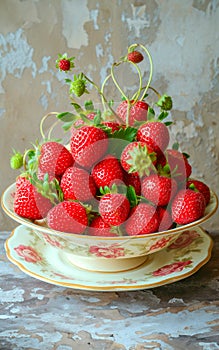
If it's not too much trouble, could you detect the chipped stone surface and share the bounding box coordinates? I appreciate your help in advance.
[0,0,219,233]
[0,230,219,349]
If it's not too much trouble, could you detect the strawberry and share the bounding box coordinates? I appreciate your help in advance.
[127,50,144,64]
[99,193,130,226]
[91,155,124,188]
[70,125,108,169]
[186,179,211,205]
[102,121,123,133]
[171,189,206,225]
[14,178,53,220]
[39,141,74,177]
[157,207,174,232]
[47,201,88,234]
[70,74,87,97]
[60,166,97,202]
[58,59,71,71]
[160,149,192,183]
[88,216,117,237]
[137,121,170,156]
[125,203,159,236]
[10,151,23,169]
[142,174,178,207]
[56,54,74,72]
[116,100,149,126]
[120,141,156,177]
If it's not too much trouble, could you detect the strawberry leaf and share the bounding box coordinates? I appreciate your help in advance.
[108,127,137,142]
[147,107,155,120]
[57,112,76,122]
[84,100,94,111]
[158,111,168,121]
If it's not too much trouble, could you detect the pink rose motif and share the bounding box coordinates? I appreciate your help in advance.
[14,245,42,263]
[168,230,200,249]
[43,234,63,248]
[152,260,192,276]
[150,236,173,251]
[89,244,125,258]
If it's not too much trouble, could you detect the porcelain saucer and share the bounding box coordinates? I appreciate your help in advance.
[5,225,213,292]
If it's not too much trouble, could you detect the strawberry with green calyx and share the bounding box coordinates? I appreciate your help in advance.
[56,53,75,72]
[47,200,88,234]
[121,141,157,177]
[60,165,97,202]
[91,155,124,189]
[70,125,109,169]
[186,179,211,205]
[171,188,206,225]
[68,73,89,97]
[14,177,54,220]
[142,174,178,207]
[125,202,159,236]
[124,171,141,196]
[99,184,130,226]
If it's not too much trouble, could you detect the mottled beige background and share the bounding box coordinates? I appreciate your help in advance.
[0,0,219,230]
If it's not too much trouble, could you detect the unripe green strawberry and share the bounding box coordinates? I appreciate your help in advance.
[10,151,23,169]
[70,74,87,97]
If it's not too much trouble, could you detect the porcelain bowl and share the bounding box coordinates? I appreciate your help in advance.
[1,183,218,272]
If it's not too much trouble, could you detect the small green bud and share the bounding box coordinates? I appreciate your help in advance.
[157,94,173,111]
[70,79,86,97]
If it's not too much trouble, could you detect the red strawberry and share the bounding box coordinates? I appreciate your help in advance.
[39,141,74,177]
[58,59,71,71]
[186,179,211,206]
[14,178,53,220]
[91,155,124,188]
[171,189,206,225]
[157,207,174,232]
[47,201,88,234]
[125,203,159,236]
[116,100,149,126]
[70,126,108,169]
[123,172,141,196]
[60,166,97,202]
[160,149,192,183]
[121,141,156,177]
[88,216,117,237]
[99,193,130,226]
[137,121,170,156]
[127,51,144,63]
[142,174,178,207]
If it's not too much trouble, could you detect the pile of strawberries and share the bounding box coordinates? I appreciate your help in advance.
[11,44,211,237]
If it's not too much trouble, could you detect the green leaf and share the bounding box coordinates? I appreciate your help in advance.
[62,121,74,131]
[109,126,137,142]
[147,107,155,120]
[158,111,168,121]
[164,121,173,126]
[172,142,179,150]
[56,112,76,122]
[71,102,82,112]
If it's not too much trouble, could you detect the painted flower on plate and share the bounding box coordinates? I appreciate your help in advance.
[43,234,64,248]
[152,260,192,277]
[14,245,42,263]
[89,244,125,258]
[168,230,200,249]
[149,236,173,251]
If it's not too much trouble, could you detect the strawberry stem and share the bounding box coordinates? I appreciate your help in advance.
[128,44,153,101]
[39,112,60,141]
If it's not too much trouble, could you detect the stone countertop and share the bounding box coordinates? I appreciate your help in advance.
[0,229,219,350]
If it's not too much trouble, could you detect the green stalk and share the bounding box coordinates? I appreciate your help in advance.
[39,112,59,141]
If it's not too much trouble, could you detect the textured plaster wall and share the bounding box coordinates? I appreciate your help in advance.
[0,0,219,230]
